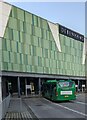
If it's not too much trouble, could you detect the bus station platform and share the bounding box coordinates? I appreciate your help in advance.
[4,97,32,119]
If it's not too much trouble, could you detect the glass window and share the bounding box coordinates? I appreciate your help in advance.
[58,81,74,87]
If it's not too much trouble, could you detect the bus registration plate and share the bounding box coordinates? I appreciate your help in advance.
[65,96,69,98]
[61,91,72,95]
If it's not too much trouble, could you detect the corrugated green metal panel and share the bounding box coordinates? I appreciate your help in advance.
[18,64,22,72]
[43,40,49,49]
[6,40,11,51]
[42,29,47,39]
[26,65,30,72]
[16,19,20,31]
[13,64,18,71]
[8,63,12,71]
[14,52,17,64]
[38,38,44,48]
[61,45,65,53]
[22,32,26,43]
[71,48,75,55]
[8,28,13,40]
[37,66,43,73]
[42,19,49,30]
[66,46,71,54]
[70,38,74,47]
[17,8,24,21]
[33,36,38,46]
[25,45,29,54]
[52,60,57,68]
[1,62,5,70]
[20,53,23,64]
[43,67,47,74]
[4,28,9,39]
[25,11,32,24]
[10,6,17,18]
[10,52,14,63]
[19,21,24,32]
[46,31,50,40]
[2,62,8,70]
[49,32,54,41]
[51,68,56,74]
[0,62,1,71]
[28,56,32,65]
[34,26,42,38]
[37,47,42,57]
[0,50,2,63]
[38,17,41,27]
[18,43,22,53]
[38,56,42,66]
[25,34,31,45]
[60,34,65,45]
[33,56,38,66]
[52,41,55,50]
[11,41,17,52]
[34,66,37,73]
[8,17,17,30]
[33,15,38,26]
[22,65,26,72]
[3,51,9,62]
[65,36,70,46]
[16,53,20,64]
[80,43,83,50]
[2,38,7,51]
[25,24,32,34]
[50,51,54,59]
[45,59,49,67]
[58,69,61,75]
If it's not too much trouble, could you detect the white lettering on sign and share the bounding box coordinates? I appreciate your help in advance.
[26,85,31,89]
[82,85,85,87]
[61,91,72,95]
[75,85,78,87]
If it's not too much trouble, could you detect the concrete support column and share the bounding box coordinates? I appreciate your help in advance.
[38,78,41,95]
[0,76,2,120]
[0,77,2,102]
[25,78,27,97]
[78,80,80,92]
[18,77,20,98]
[82,81,83,92]
[86,77,87,92]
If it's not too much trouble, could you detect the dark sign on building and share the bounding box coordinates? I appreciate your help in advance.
[59,25,84,42]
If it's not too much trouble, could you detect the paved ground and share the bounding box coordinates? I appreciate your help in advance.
[4,93,87,119]
[5,98,32,119]
[23,93,87,119]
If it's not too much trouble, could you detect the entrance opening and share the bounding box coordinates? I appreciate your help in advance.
[26,77,39,95]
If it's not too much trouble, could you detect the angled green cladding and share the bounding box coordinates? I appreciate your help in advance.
[1,5,85,76]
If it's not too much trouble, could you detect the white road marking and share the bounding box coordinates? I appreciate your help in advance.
[54,103,87,117]
[43,98,87,117]
[76,94,84,96]
[75,101,87,105]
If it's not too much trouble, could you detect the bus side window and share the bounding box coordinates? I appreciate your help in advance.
[47,84,50,93]
[45,84,47,92]
[52,84,56,92]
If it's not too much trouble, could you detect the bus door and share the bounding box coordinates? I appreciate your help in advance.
[51,84,56,99]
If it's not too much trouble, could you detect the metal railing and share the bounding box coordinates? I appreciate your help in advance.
[0,95,11,120]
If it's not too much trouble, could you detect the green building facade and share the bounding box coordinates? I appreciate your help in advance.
[0,2,86,101]
[0,2,85,77]
[0,2,86,119]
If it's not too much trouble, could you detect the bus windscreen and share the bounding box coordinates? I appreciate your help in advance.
[58,81,74,87]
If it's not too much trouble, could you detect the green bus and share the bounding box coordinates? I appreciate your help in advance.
[42,80,76,101]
